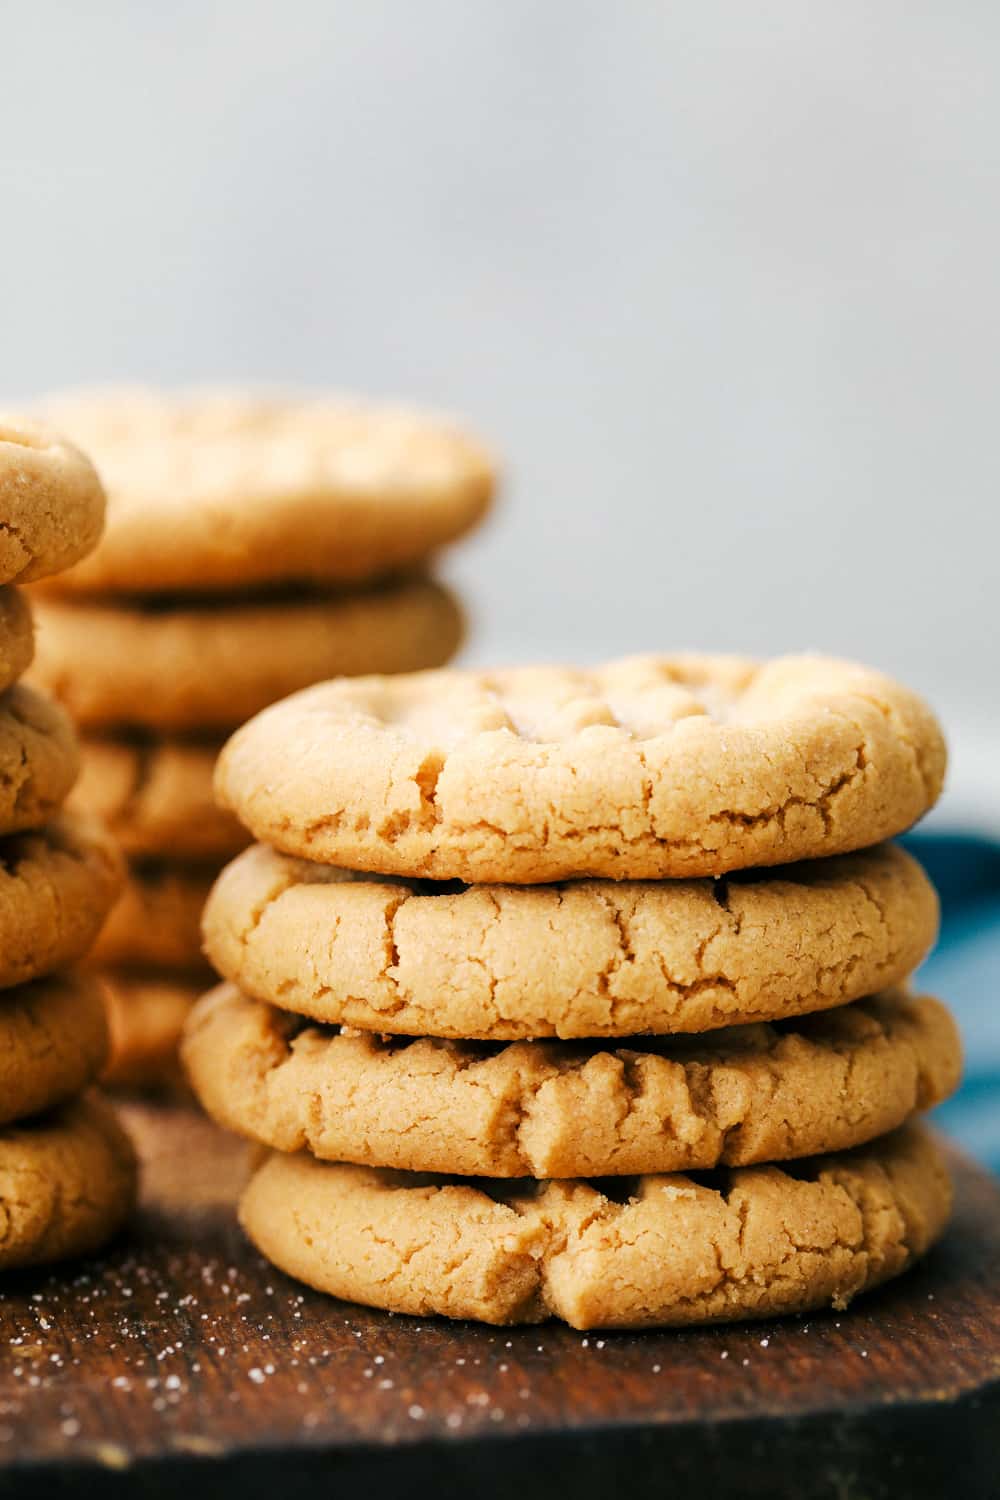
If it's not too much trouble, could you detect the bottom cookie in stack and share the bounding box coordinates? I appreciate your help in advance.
[0,970,136,1270]
[0,1093,137,1272]
[184,982,961,1328]
[237,1125,949,1329]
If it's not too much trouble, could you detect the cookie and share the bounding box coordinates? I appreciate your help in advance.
[71,734,246,860]
[0,684,79,835]
[185,985,960,1178]
[0,814,123,989]
[0,417,105,584]
[101,972,200,1090]
[0,587,35,694]
[32,577,463,732]
[240,1123,949,1328]
[0,1093,136,1270]
[214,655,946,883]
[204,842,937,1039]
[36,387,495,594]
[0,975,110,1126]
[91,861,213,973]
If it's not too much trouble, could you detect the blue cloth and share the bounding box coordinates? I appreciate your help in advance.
[901,833,1000,1171]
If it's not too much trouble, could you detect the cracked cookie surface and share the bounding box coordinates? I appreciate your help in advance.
[215,655,946,881]
[0,975,110,1125]
[91,861,214,974]
[204,842,937,1038]
[185,986,960,1177]
[0,1093,136,1269]
[0,417,105,584]
[32,577,462,732]
[0,813,123,988]
[71,735,246,859]
[36,387,495,594]
[0,684,79,835]
[239,1123,950,1328]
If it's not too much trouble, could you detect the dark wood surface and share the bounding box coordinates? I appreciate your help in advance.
[0,1102,997,1499]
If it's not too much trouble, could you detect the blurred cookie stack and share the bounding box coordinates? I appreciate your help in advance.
[186,655,961,1329]
[0,418,135,1270]
[29,389,495,1087]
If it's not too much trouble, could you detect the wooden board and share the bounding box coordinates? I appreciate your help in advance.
[0,1101,997,1500]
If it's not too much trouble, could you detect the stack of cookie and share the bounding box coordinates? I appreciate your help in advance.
[0,418,136,1271]
[185,655,960,1329]
[28,388,495,1086]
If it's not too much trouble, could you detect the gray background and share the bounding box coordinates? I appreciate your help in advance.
[2,2,996,822]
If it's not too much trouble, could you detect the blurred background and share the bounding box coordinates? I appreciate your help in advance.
[1,2,996,1157]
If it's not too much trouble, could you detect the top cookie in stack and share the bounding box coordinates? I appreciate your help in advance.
[212,656,946,881]
[0,419,136,1271]
[28,388,496,1085]
[186,654,961,1329]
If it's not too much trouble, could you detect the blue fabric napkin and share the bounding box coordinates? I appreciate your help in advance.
[901,833,1000,1172]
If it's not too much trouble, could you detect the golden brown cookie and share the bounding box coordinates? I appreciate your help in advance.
[101,972,200,1090]
[215,656,946,882]
[0,974,110,1126]
[203,842,937,1038]
[37,387,495,594]
[185,985,960,1178]
[0,1093,136,1269]
[0,417,105,584]
[0,684,78,836]
[91,861,213,973]
[32,577,463,732]
[71,734,246,860]
[0,587,35,693]
[239,1123,950,1328]
[0,814,123,989]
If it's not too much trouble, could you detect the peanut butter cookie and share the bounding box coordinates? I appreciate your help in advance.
[0,1094,136,1269]
[185,985,960,1178]
[203,842,937,1038]
[37,387,494,594]
[215,655,945,881]
[239,1123,950,1327]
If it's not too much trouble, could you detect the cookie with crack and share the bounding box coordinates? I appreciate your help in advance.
[91,861,213,973]
[36,387,495,594]
[0,587,35,693]
[203,842,937,1038]
[185,985,960,1178]
[32,577,463,732]
[0,684,79,835]
[0,1093,136,1269]
[0,814,122,989]
[214,655,946,882]
[0,417,105,584]
[72,735,246,860]
[0,975,110,1126]
[240,1123,950,1328]
[101,973,200,1090]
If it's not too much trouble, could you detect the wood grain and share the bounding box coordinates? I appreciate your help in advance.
[0,1101,996,1499]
